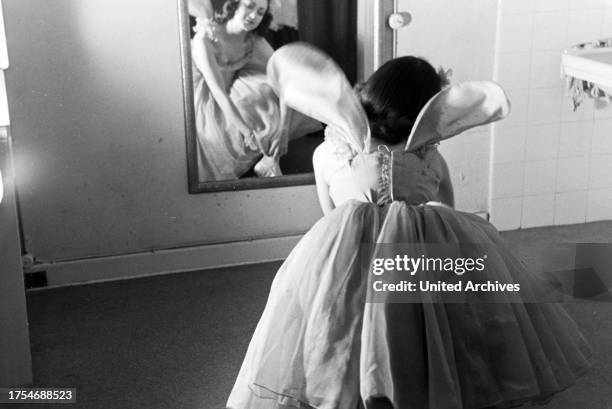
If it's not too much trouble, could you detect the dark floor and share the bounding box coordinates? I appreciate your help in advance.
[242,130,324,178]
[279,130,325,174]
[19,222,612,409]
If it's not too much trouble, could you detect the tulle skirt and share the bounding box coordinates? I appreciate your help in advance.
[227,201,592,409]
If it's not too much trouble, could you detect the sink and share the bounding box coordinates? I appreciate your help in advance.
[562,40,612,95]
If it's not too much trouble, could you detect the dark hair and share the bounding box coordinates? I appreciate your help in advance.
[356,56,446,144]
[214,0,273,37]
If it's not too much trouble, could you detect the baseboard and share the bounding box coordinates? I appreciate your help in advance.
[27,234,303,288]
[27,211,492,289]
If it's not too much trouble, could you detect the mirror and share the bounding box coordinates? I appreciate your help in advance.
[178,0,358,192]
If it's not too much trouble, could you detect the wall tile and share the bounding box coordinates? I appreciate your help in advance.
[593,102,612,119]
[501,0,534,15]
[492,162,525,198]
[491,1,612,228]
[528,88,564,124]
[558,121,593,157]
[556,156,589,191]
[530,50,565,88]
[458,128,493,155]
[532,12,569,51]
[569,0,608,9]
[491,197,523,230]
[592,119,612,154]
[561,95,595,122]
[603,7,612,37]
[554,190,588,225]
[522,194,555,227]
[493,126,527,164]
[499,14,534,53]
[535,0,569,12]
[496,52,531,90]
[587,188,612,221]
[525,123,560,160]
[523,159,557,195]
[588,154,612,189]
[567,9,604,46]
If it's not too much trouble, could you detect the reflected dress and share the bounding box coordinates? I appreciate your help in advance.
[226,44,592,409]
[192,20,320,181]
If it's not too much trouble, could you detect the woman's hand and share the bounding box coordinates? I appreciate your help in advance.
[237,122,253,141]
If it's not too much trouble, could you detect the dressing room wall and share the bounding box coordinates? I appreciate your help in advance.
[3,0,321,271]
[6,0,612,283]
[490,0,612,230]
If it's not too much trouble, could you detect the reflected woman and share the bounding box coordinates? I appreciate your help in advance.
[191,0,284,180]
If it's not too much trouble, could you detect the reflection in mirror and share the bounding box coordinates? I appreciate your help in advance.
[179,0,357,192]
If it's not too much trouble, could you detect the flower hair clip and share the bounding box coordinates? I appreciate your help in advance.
[438,67,453,89]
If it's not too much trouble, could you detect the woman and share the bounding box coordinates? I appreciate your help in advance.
[313,56,455,215]
[226,44,591,409]
[191,0,319,180]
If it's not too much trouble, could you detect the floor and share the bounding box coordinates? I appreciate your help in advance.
[21,221,612,409]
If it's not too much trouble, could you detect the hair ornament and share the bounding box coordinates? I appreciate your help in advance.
[438,67,452,88]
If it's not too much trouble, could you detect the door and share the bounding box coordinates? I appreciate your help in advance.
[394,0,498,81]
[390,0,500,213]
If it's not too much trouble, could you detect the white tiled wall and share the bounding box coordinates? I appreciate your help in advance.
[490,0,612,230]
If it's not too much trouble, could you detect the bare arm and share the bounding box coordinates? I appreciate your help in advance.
[313,144,335,215]
[435,151,455,208]
[191,31,251,136]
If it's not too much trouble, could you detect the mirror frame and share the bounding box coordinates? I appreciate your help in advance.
[177,0,392,193]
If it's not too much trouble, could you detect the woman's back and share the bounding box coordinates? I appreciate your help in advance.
[313,138,445,207]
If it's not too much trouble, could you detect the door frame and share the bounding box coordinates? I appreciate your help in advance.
[356,0,395,81]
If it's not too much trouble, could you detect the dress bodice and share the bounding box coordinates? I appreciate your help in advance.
[268,43,511,208]
[192,19,255,89]
[202,20,254,72]
[314,137,443,207]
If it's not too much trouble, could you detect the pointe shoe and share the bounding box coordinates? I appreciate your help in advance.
[254,156,282,177]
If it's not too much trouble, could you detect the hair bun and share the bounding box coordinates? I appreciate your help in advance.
[369,115,414,145]
[355,56,443,145]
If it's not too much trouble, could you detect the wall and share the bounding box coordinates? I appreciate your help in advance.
[491,0,612,230]
[3,0,321,266]
[10,0,611,278]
